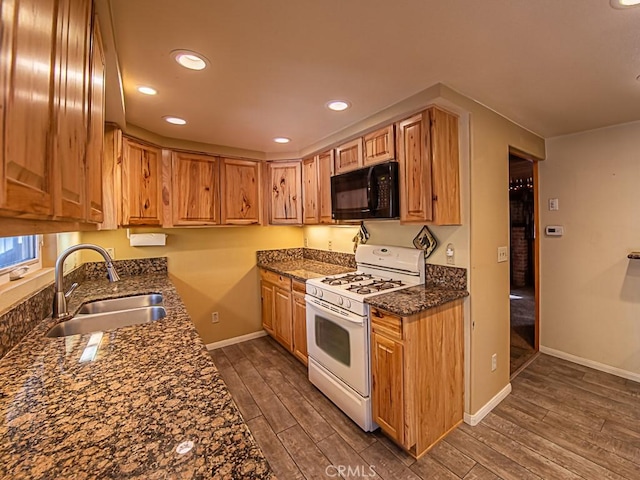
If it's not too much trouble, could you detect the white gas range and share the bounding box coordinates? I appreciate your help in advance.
[305,244,425,431]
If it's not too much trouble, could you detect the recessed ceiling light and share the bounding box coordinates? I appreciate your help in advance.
[273,137,291,144]
[163,116,187,125]
[327,100,350,111]
[610,0,640,8]
[172,50,209,70]
[137,86,158,95]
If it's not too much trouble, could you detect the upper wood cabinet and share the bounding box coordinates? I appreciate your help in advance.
[121,138,163,226]
[220,158,261,225]
[335,138,363,174]
[398,107,460,225]
[171,152,220,226]
[303,149,334,225]
[364,125,395,166]
[302,157,319,224]
[318,150,335,224]
[52,0,92,221]
[86,17,105,223]
[0,0,59,219]
[268,161,302,224]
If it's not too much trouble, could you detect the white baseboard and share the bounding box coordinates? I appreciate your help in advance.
[206,330,267,351]
[464,383,512,426]
[540,346,640,383]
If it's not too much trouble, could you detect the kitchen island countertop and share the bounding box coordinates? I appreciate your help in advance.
[0,274,273,479]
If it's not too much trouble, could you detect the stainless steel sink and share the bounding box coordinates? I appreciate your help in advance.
[46,306,167,338]
[77,294,163,314]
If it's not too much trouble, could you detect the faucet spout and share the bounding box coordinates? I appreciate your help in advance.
[52,244,120,319]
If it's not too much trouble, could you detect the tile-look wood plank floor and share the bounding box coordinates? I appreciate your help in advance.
[210,337,640,479]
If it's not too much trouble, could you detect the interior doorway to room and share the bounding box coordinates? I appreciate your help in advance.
[509,153,539,376]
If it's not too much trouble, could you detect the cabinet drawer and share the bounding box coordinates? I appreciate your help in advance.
[370,308,403,340]
[260,269,292,290]
[292,280,306,293]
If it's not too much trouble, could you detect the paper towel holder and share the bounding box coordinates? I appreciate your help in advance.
[126,229,168,247]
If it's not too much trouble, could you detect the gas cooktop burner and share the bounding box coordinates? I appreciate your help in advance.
[345,279,405,295]
[321,273,374,285]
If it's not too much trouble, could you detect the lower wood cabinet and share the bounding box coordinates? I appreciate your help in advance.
[370,299,464,458]
[260,268,307,365]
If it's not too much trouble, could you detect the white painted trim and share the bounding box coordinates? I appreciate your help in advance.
[540,346,640,383]
[206,331,267,351]
[463,383,512,426]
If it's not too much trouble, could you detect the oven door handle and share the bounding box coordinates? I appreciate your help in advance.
[305,296,365,326]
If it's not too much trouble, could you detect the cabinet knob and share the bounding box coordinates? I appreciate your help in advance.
[432,195,438,201]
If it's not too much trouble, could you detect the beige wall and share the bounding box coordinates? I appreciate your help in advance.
[540,121,640,376]
[81,226,302,345]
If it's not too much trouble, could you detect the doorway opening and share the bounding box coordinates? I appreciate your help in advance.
[509,152,539,376]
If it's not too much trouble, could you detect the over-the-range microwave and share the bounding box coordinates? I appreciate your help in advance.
[331,161,399,220]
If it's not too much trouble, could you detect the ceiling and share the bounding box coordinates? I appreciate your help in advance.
[108,0,640,154]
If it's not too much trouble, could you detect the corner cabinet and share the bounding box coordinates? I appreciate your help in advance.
[268,161,302,224]
[260,269,307,365]
[220,158,261,225]
[370,300,464,458]
[171,152,220,226]
[398,107,460,225]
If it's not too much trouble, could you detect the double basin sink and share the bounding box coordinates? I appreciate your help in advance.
[46,294,166,338]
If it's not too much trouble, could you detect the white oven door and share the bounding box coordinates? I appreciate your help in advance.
[305,295,369,397]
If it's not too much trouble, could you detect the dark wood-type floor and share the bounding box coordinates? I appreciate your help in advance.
[510,286,536,375]
[210,336,640,480]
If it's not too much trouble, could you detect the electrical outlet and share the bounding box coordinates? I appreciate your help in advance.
[304,237,309,247]
[497,246,508,263]
[328,240,333,251]
[491,354,497,372]
[106,247,115,259]
[211,312,219,324]
[446,244,455,265]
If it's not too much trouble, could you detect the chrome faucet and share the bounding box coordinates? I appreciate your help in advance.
[53,244,120,319]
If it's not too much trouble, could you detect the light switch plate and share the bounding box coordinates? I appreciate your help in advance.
[497,246,508,263]
[549,198,559,211]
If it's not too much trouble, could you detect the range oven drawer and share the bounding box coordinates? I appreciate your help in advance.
[370,308,403,340]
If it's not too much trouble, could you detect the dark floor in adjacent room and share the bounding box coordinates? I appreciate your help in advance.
[510,285,536,375]
[210,336,640,480]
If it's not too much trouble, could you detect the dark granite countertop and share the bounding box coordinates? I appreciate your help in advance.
[0,274,273,479]
[258,259,353,282]
[365,284,469,316]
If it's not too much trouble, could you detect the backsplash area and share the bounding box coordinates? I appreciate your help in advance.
[0,258,167,360]
[256,248,357,269]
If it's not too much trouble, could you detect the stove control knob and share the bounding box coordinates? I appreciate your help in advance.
[345,299,351,308]
[338,297,344,306]
[318,290,323,298]
[309,287,316,296]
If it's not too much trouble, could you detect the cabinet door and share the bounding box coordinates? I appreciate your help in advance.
[429,107,461,225]
[0,0,58,218]
[302,157,318,224]
[52,0,92,220]
[121,138,163,226]
[292,291,308,365]
[318,150,335,224]
[268,161,302,224]
[261,282,274,335]
[86,17,105,223]
[398,112,433,223]
[274,286,293,350]
[364,125,395,166]
[172,152,220,225]
[335,138,363,174]
[372,332,404,444]
[220,158,261,225]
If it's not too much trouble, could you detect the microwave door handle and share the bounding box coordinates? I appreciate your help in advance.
[367,167,376,212]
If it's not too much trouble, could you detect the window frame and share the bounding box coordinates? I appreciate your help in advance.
[0,235,42,276]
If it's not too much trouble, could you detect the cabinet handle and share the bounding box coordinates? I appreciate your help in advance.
[433,195,438,201]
